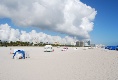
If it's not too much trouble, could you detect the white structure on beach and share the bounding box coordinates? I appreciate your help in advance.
[44,45,54,52]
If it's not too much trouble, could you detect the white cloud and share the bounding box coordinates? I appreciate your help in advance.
[0,0,97,39]
[0,23,77,44]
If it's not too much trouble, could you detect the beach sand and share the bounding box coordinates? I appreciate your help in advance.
[0,47,118,80]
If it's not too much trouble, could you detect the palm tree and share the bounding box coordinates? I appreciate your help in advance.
[10,41,13,46]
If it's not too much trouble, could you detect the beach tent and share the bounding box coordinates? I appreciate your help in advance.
[13,49,25,59]
[105,46,116,50]
[116,46,118,51]
[44,45,54,52]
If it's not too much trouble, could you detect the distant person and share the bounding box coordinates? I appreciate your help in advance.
[10,48,14,54]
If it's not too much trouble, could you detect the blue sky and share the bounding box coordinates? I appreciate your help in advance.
[81,0,118,45]
[0,0,118,45]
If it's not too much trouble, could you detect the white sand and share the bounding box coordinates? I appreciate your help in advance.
[0,47,118,80]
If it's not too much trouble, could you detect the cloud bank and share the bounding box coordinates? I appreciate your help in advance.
[0,0,97,39]
[0,24,77,44]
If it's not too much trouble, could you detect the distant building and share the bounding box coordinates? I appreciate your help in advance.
[76,41,84,47]
[80,41,84,47]
[84,42,89,47]
[71,42,76,46]
[76,41,80,47]
[84,40,91,47]
[54,42,59,45]
[87,40,91,45]
[90,44,96,47]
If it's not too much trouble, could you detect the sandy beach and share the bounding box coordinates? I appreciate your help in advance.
[0,47,118,80]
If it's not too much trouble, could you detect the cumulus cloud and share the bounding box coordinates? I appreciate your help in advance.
[0,23,77,44]
[0,0,97,39]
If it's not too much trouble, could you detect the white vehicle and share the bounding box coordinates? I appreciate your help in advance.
[44,45,54,52]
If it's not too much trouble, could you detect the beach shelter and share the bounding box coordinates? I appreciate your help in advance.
[105,46,116,50]
[44,45,54,52]
[13,49,25,59]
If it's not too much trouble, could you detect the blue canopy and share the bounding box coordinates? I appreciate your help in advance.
[13,50,25,59]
